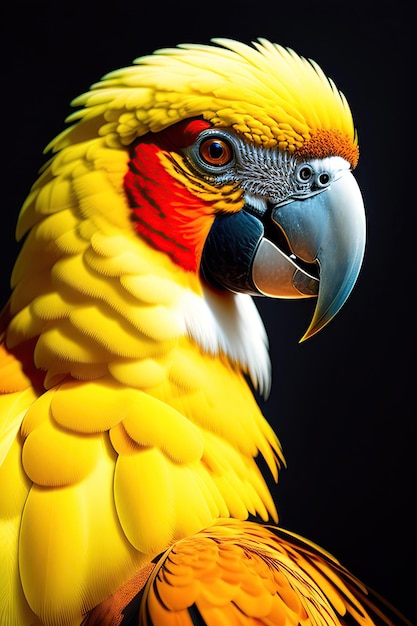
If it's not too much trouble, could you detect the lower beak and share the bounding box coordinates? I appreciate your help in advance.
[253,171,366,341]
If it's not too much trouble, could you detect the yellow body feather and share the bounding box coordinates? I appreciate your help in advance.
[1,93,283,622]
[1,39,397,626]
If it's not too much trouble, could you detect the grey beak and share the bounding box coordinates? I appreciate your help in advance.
[270,172,366,341]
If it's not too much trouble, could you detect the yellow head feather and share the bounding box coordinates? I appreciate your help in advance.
[50,38,359,167]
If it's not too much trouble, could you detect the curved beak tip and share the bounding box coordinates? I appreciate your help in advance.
[296,172,366,342]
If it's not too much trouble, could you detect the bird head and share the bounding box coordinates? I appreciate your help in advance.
[76,37,363,342]
[10,38,365,386]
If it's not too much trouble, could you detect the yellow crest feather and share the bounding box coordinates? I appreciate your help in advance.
[49,38,358,166]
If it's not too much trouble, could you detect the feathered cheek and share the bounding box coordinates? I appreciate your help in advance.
[124,143,218,272]
[165,150,244,210]
[124,144,242,273]
[159,153,245,269]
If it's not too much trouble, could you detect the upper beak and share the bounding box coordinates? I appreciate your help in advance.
[252,171,366,341]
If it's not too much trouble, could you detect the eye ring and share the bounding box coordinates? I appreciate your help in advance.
[199,137,233,166]
[297,164,313,183]
[184,129,237,175]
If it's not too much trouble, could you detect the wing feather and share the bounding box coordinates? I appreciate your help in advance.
[136,519,412,626]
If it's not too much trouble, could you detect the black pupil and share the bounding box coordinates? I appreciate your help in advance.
[300,167,311,180]
[319,173,329,184]
[209,141,224,160]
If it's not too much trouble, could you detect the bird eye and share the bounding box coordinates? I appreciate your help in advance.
[199,137,233,166]
[184,129,237,176]
[297,165,313,183]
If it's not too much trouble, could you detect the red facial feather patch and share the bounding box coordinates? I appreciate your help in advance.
[124,119,215,272]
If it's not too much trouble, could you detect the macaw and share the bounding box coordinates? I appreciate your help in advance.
[0,38,410,626]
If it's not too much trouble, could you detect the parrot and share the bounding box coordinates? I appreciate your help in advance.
[0,37,411,626]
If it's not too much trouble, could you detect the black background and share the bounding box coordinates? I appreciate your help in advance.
[1,3,414,623]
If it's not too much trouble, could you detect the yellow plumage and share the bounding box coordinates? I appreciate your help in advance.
[55,38,356,159]
[0,38,409,625]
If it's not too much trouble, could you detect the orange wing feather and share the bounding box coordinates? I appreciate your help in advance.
[82,519,412,626]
